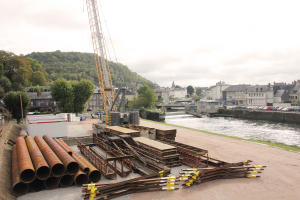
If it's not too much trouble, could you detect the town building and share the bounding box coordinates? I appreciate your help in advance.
[154,88,170,103]
[222,85,251,105]
[196,100,219,114]
[169,88,187,100]
[207,81,230,100]
[246,84,274,106]
[27,92,57,112]
[86,87,103,111]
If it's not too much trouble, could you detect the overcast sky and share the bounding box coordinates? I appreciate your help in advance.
[1,0,300,87]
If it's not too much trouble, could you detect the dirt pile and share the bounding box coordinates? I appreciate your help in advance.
[0,123,22,200]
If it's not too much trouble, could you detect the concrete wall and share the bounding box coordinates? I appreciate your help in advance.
[219,109,300,123]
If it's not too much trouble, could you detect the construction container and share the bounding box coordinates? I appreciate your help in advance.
[26,115,68,138]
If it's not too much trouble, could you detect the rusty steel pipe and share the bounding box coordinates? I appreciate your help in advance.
[25,136,50,180]
[45,176,59,190]
[34,136,65,177]
[54,138,72,156]
[59,140,101,182]
[54,139,89,174]
[43,135,79,175]
[59,173,73,188]
[12,145,29,196]
[74,169,89,186]
[28,178,45,192]
[16,137,35,183]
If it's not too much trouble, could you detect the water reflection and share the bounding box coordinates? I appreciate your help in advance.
[164,112,300,147]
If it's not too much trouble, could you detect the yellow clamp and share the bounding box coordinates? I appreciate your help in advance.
[159,171,164,177]
[192,167,197,171]
[189,179,194,183]
[194,171,200,176]
[186,182,191,187]
[255,165,263,168]
[180,177,187,181]
[168,179,176,183]
[159,171,164,174]
[87,182,95,190]
[182,175,189,178]
[248,174,257,178]
[254,168,261,171]
[185,171,191,175]
[250,171,258,174]
[89,187,98,200]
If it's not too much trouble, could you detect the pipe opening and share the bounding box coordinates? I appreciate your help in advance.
[66,162,79,175]
[83,167,90,174]
[29,178,44,192]
[12,182,29,196]
[89,170,101,183]
[37,166,51,180]
[51,163,65,177]
[45,176,59,190]
[75,174,89,186]
[20,169,36,183]
[60,174,73,188]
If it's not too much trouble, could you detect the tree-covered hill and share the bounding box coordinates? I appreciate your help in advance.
[25,51,158,89]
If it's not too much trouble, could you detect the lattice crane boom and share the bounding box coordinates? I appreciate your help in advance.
[86,0,115,112]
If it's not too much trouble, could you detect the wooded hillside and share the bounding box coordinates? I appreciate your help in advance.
[25,51,158,89]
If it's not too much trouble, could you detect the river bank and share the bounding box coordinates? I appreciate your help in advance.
[139,119,300,200]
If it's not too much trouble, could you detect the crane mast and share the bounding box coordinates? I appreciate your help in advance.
[86,0,114,112]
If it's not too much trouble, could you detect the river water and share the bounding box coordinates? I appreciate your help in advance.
[163,111,300,147]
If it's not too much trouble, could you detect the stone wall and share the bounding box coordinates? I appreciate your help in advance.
[219,109,300,123]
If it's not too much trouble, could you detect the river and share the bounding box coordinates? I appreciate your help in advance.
[163,111,300,147]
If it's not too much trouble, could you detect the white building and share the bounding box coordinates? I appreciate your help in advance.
[246,84,273,106]
[154,88,170,103]
[207,81,230,100]
[169,88,187,100]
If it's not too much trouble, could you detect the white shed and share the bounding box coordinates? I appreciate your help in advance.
[26,114,68,138]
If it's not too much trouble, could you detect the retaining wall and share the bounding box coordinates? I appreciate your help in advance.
[219,109,300,123]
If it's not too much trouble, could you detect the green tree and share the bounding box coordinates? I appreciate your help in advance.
[194,95,200,101]
[71,79,94,114]
[27,86,47,92]
[195,87,202,97]
[13,66,32,87]
[50,79,74,112]
[26,57,42,72]
[0,76,11,92]
[0,86,5,99]
[3,91,30,123]
[187,85,194,96]
[175,85,181,88]
[136,85,156,108]
[32,71,46,86]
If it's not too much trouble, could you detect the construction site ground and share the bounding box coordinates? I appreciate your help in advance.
[1,119,299,199]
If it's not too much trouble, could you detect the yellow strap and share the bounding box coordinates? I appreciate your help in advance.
[243,160,247,163]
[192,175,197,180]
[166,182,175,186]
[180,177,187,181]
[248,174,257,178]
[186,182,191,187]
[167,176,176,180]
[255,165,263,168]
[192,167,197,171]
[89,187,98,200]
[254,168,261,171]
[168,180,176,183]
[166,187,175,191]
[185,171,190,175]
[194,171,200,176]
[89,193,96,200]
[159,171,164,174]
[88,182,95,190]
[250,171,258,174]
[182,175,189,178]
[189,179,193,183]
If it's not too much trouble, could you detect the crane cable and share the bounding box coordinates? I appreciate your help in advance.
[98,0,120,68]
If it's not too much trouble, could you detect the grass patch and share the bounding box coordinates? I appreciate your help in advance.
[141,119,300,152]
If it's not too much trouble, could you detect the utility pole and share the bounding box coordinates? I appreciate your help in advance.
[20,94,23,122]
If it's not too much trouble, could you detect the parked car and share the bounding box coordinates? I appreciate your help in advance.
[262,106,268,110]
[294,108,300,112]
[288,107,295,111]
[258,106,264,110]
[267,106,274,110]
[282,107,289,111]
[277,107,283,111]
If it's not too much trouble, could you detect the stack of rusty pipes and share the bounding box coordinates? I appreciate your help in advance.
[81,170,177,200]
[12,135,100,197]
[180,163,266,187]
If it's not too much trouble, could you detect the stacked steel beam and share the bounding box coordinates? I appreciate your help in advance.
[81,170,176,200]
[179,163,266,187]
[11,135,99,197]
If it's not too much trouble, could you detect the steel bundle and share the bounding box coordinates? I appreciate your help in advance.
[34,135,65,177]
[43,135,79,175]
[12,145,29,196]
[25,136,50,180]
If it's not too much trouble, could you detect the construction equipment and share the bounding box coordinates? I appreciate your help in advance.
[86,0,139,126]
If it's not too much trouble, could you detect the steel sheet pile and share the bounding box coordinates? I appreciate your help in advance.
[11,135,100,197]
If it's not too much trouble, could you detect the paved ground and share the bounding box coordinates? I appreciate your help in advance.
[16,119,300,200]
